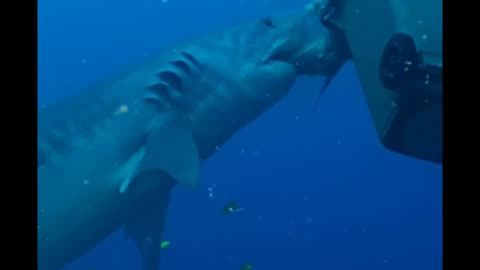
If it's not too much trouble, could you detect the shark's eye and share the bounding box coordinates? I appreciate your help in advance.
[260,17,274,28]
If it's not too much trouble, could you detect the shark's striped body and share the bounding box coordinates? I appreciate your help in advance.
[38,10,346,270]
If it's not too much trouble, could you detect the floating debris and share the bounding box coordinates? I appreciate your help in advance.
[115,104,129,115]
[241,263,252,270]
[160,241,170,249]
[207,184,216,198]
[305,216,314,224]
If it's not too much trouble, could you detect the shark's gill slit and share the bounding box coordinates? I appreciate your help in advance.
[143,95,163,108]
[169,60,192,75]
[147,83,176,105]
[157,71,183,91]
[181,51,200,66]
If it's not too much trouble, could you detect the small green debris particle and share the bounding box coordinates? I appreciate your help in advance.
[241,263,252,270]
[160,241,170,249]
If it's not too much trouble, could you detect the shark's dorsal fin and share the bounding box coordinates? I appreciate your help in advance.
[119,124,200,192]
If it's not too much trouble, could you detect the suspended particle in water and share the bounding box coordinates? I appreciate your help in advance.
[119,105,128,113]
[115,104,129,115]
[305,216,313,224]
[207,184,216,198]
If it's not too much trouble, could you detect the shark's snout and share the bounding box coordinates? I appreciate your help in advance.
[261,37,296,64]
[260,10,348,76]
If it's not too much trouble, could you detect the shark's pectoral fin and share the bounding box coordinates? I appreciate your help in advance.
[138,125,200,188]
[120,124,200,192]
[121,124,199,269]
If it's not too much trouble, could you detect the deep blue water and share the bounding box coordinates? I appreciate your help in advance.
[38,1,442,269]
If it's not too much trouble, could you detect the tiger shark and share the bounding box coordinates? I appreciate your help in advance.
[37,8,347,270]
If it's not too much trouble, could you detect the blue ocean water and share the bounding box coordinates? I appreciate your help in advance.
[38,0,442,270]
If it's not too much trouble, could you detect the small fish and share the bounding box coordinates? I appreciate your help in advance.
[241,263,252,270]
[221,201,239,216]
[160,241,170,249]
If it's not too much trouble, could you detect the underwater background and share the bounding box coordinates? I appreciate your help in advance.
[38,0,442,269]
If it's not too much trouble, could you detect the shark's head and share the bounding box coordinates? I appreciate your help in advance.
[254,9,346,76]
